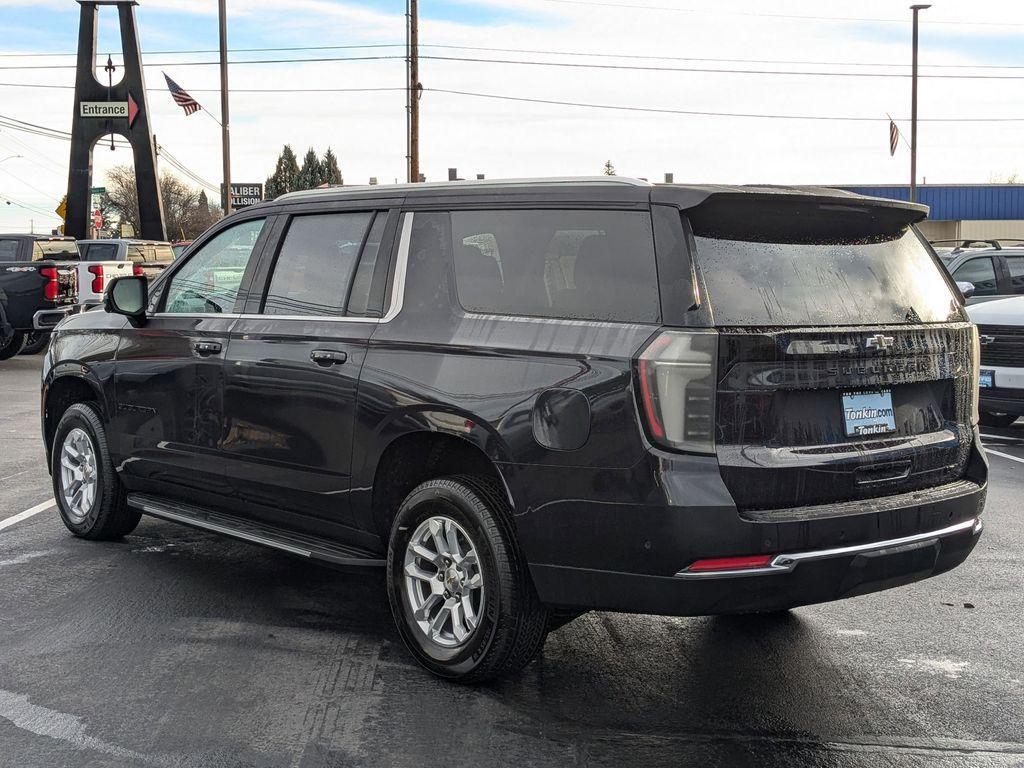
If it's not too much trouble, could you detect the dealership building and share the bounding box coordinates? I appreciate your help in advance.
[839,184,1024,243]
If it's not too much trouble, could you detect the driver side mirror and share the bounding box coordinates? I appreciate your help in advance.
[104,275,149,323]
[956,281,976,299]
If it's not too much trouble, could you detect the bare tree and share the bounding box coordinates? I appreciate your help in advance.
[103,165,221,240]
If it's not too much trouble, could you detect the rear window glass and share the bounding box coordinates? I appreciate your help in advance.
[450,209,660,323]
[0,240,18,260]
[694,229,961,326]
[82,242,119,261]
[153,245,174,263]
[32,240,80,261]
[126,245,147,263]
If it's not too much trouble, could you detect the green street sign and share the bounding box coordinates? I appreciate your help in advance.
[90,187,106,195]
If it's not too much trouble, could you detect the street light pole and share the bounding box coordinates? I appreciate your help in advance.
[910,4,930,203]
[218,0,232,215]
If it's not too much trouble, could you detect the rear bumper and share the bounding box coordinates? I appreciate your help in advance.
[531,514,983,616]
[33,304,80,330]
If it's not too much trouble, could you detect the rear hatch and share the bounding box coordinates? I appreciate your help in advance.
[687,192,976,515]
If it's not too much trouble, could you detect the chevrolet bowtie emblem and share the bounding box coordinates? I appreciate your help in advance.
[866,334,896,351]
[979,335,996,346]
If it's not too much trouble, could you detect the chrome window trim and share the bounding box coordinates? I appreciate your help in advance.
[675,517,982,580]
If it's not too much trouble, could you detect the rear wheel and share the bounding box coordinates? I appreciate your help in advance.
[19,331,50,355]
[0,331,26,360]
[387,475,549,683]
[980,412,1019,428]
[51,402,141,540]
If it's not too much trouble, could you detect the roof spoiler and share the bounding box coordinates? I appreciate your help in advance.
[652,185,929,244]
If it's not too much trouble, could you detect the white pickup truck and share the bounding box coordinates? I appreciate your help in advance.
[967,295,1024,428]
[75,255,133,307]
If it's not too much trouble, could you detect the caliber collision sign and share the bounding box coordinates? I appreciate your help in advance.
[226,183,263,209]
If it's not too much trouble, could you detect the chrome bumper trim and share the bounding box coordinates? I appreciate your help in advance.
[33,305,79,330]
[675,517,982,580]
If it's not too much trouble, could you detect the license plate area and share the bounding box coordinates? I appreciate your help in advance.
[841,389,897,437]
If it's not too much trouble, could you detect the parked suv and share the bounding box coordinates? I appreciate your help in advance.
[940,244,1024,305]
[42,179,987,681]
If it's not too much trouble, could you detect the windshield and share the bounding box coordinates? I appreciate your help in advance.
[693,229,961,326]
[32,240,80,261]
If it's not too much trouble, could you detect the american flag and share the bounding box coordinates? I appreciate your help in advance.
[889,119,900,156]
[163,73,201,116]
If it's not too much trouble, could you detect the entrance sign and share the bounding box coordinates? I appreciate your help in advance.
[80,102,128,118]
[66,2,164,240]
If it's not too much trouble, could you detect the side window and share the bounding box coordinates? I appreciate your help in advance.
[1005,255,1024,294]
[163,218,265,314]
[450,209,660,323]
[346,213,388,316]
[262,212,373,316]
[952,257,998,295]
[0,240,19,260]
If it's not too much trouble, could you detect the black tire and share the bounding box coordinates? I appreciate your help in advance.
[980,412,1019,428]
[0,330,26,361]
[387,475,549,683]
[19,331,50,356]
[51,402,141,540]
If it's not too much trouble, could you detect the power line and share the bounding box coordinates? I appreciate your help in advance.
[426,88,1024,122]
[0,55,406,71]
[2,42,1022,69]
[4,52,1024,80]
[417,55,1024,80]
[3,85,1024,124]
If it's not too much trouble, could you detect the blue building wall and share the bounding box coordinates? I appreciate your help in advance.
[839,185,1024,221]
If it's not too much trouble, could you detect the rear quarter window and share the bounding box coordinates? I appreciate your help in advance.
[449,209,660,323]
[0,239,19,260]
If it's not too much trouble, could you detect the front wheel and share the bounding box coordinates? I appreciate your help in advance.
[0,330,26,360]
[980,412,1019,428]
[51,402,141,540]
[386,476,549,683]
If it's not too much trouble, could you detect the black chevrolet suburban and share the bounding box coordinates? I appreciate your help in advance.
[41,178,986,681]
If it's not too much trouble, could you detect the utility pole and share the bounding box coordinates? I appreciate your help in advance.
[219,0,232,214]
[909,4,930,203]
[407,0,420,183]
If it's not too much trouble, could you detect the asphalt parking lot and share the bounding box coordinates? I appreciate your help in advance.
[2,354,1023,768]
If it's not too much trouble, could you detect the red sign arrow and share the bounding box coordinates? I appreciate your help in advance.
[127,93,140,128]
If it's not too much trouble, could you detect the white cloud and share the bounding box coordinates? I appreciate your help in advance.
[2,0,1024,230]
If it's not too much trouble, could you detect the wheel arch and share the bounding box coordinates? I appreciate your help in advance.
[43,373,105,472]
[369,428,516,543]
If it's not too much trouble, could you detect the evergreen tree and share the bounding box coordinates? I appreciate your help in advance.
[296,147,324,190]
[267,145,300,199]
[322,147,343,186]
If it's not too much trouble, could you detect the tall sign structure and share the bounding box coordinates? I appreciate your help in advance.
[67,0,166,240]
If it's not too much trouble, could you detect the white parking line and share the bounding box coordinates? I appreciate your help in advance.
[986,448,1024,466]
[0,500,55,533]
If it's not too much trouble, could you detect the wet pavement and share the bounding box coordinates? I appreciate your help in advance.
[2,354,1023,767]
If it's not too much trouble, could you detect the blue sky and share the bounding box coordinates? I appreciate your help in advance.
[0,0,1022,231]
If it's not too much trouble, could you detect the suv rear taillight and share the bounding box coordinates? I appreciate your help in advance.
[40,266,59,301]
[88,264,105,294]
[132,263,144,277]
[969,324,980,426]
[636,329,718,454]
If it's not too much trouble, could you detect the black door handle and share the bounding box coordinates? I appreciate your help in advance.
[193,340,223,356]
[310,349,348,367]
